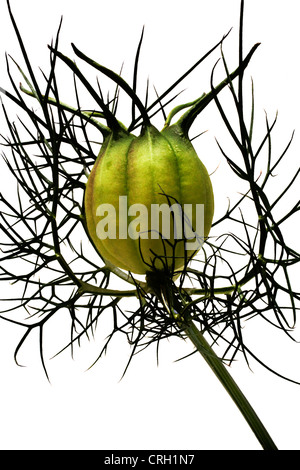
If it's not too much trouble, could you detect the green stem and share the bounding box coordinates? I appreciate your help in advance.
[184,320,278,450]
[19,83,111,137]
[176,42,260,136]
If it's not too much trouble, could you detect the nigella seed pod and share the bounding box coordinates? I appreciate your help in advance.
[84,123,214,275]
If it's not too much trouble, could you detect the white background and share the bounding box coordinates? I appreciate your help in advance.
[0,0,299,450]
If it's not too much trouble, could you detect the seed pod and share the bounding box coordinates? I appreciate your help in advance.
[43,38,258,276]
[84,123,214,275]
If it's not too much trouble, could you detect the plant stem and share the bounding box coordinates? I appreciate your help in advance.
[176,43,260,136]
[184,320,278,450]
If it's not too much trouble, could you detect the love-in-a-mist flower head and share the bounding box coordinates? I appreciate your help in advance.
[0,0,299,450]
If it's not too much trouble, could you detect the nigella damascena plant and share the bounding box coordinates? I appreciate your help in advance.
[0,0,299,450]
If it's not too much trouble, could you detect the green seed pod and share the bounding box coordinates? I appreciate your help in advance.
[25,35,256,277]
[84,123,214,275]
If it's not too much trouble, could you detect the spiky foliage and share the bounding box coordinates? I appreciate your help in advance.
[0,0,299,390]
